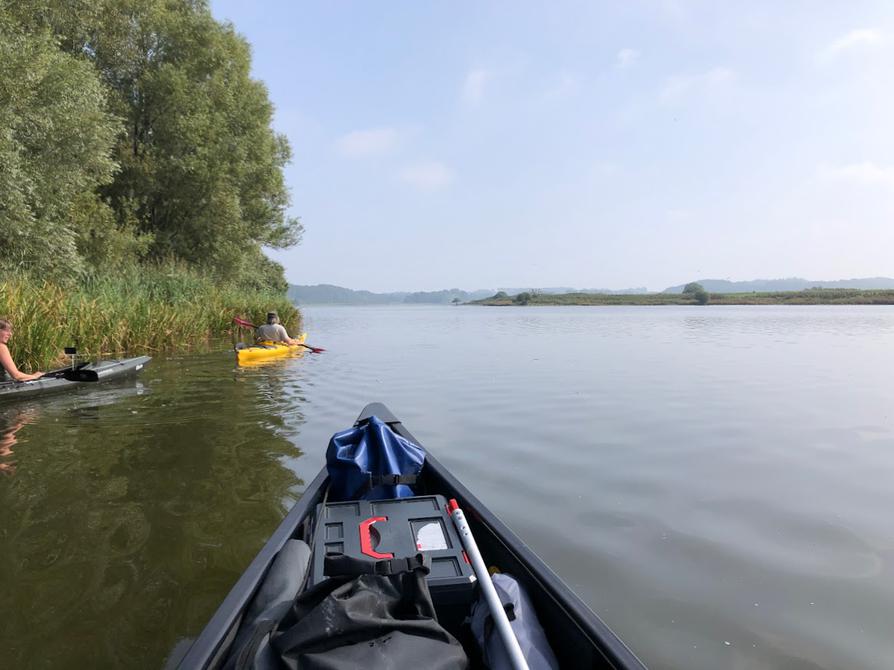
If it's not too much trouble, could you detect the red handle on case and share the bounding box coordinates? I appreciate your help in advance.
[359,516,394,559]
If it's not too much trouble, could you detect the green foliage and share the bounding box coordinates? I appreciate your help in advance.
[78,0,301,282]
[682,282,705,294]
[493,291,509,299]
[0,0,301,288]
[472,289,894,306]
[694,289,709,305]
[69,192,154,270]
[514,292,532,305]
[0,13,120,277]
[0,265,299,370]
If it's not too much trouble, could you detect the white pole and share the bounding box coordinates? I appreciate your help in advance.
[448,498,530,670]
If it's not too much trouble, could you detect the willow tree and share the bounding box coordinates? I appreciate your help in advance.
[87,0,302,289]
[0,10,121,277]
[7,0,302,289]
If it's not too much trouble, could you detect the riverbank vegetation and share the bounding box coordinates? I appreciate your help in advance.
[1,1,302,367]
[1,269,299,371]
[472,288,894,306]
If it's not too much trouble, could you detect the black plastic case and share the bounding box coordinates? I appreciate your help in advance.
[310,494,477,605]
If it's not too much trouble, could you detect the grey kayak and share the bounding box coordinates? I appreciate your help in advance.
[0,356,152,401]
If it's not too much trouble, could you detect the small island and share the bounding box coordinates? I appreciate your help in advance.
[471,284,894,306]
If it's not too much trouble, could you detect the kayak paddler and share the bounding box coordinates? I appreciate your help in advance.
[255,312,302,346]
[0,319,45,382]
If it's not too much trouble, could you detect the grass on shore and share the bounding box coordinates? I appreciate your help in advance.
[472,288,894,307]
[1,267,300,371]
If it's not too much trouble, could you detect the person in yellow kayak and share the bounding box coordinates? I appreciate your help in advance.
[256,312,302,345]
[0,319,45,382]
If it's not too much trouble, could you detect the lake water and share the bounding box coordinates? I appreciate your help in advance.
[2,305,894,669]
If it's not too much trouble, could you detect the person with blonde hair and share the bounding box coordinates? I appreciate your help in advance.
[0,319,44,382]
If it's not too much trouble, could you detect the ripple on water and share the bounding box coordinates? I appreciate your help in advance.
[4,307,894,670]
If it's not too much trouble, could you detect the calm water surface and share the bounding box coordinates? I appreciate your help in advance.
[2,305,894,669]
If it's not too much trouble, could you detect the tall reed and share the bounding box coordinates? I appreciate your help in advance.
[1,267,300,371]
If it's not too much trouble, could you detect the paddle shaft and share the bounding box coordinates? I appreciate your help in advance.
[448,499,530,670]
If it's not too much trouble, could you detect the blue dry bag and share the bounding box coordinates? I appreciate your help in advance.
[326,415,425,501]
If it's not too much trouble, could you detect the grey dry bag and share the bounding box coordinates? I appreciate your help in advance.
[270,553,468,670]
[469,572,559,670]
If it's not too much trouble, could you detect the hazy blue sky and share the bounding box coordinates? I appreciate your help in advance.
[211,1,894,292]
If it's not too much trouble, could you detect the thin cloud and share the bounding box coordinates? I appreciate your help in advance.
[660,67,734,105]
[615,48,640,69]
[336,128,399,157]
[818,161,894,189]
[589,161,619,178]
[667,208,693,223]
[400,161,454,191]
[545,71,581,100]
[820,29,883,62]
[462,68,490,105]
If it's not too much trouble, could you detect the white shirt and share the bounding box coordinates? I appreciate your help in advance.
[256,323,291,342]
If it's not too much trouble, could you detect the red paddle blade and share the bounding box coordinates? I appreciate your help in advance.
[305,345,326,353]
[233,316,256,329]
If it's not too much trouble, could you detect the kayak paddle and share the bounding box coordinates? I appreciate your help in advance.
[232,317,326,353]
[448,498,530,670]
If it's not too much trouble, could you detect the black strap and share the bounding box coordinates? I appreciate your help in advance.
[372,473,417,486]
[349,472,418,498]
[230,618,277,670]
[323,552,430,578]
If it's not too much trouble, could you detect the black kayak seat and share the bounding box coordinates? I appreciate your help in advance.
[223,539,311,670]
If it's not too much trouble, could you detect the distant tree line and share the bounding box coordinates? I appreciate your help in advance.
[682,282,709,304]
[289,284,496,305]
[0,0,300,290]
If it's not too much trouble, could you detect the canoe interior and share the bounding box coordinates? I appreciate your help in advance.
[174,403,646,670]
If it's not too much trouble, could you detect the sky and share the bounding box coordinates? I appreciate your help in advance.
[210,0,894,292]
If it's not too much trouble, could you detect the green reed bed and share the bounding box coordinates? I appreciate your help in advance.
[1,269,300,371]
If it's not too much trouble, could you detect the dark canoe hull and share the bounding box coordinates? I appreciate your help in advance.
[174,403,647,670]
[0,356,152,402]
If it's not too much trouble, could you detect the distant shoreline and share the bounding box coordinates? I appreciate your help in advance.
[290,279,894,306]
[470,289,894,307]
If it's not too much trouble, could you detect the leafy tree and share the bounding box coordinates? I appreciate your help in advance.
[694,289,709,305]
[683,282,705,294]
[69,194,153,270]
[84,0,301,287]
[0,12,120,277]
[5,0,302,289]
[451,297,461,305]
[514,292,532,305]
[493,291,508,300]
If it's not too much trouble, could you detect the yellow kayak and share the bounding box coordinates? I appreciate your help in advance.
[235,333,308,363]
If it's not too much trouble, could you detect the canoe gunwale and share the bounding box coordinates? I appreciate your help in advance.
[385,411,645,670]
[174,468,329,669]
[173,403,647,670]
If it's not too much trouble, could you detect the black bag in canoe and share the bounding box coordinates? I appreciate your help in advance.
[231,552,468,670]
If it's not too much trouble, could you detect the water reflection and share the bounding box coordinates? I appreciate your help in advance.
[295,304,894,670]
[5,305,894,670]
[0,406,36,476]
[0,352,310,668]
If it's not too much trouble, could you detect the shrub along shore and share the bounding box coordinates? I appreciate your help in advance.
[2,3,305,374]
[1,267,300,372]
[472,288,894,306]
